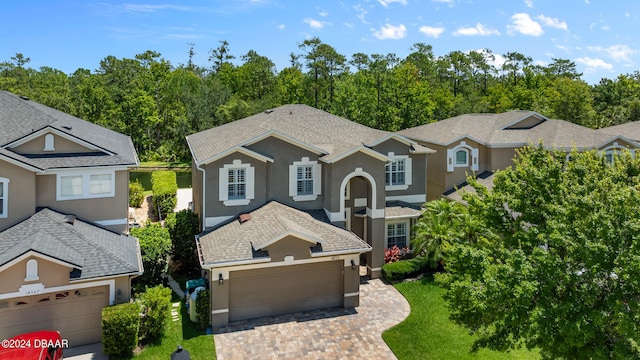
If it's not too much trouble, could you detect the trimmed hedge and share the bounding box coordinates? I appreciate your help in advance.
[138,285,172,344]
[195,289,210,330]
[129,180,145,208]
[165,209,200,272]
[102,302,141,356]
[151,170,177,219]
[382,257,427,282]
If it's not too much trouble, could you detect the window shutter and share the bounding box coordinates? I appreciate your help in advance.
[471,148,479,171]
[313,163,322,195]
[246,166,255,200]
[404,157,412,186]
[446,149,454,172]
[289,165,297,197]
[219,168,228,201]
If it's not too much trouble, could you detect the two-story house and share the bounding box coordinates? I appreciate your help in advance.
[398,110,638,201]
[0,91,143,346]
[186,104,433,326]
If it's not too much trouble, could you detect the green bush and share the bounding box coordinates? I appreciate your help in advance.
[131,223,172,289]
[151,170,177,219]
[195,289,210,330]
[129,180,145,208]
[102,302,141,356]
[382,257,427,282]
[165,209,200,272]
[138,285,172,344]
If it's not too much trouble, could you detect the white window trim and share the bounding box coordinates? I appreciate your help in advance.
[44,134,55,151]
[219,160,254,206]
[289,157,321,201]
[0,177,8,219]
[447,141,479,172]
[600,142,633,164]
[385,153,412,191]
[56,170,115,201]
[385,220,410,249]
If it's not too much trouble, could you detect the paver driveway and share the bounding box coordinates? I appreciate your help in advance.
[213,278,410,360]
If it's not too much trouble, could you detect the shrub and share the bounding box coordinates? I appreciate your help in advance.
[195,289,210,330]
[129,180,145,208]
[384,246,410,264]
[131,223,172,289]
[151,170,177,219]
[102,302,141,356]
[138,285,172,344]
[382,257,427,282]
[165,209,200,272]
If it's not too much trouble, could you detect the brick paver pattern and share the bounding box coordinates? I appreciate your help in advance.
[213,278,410,360]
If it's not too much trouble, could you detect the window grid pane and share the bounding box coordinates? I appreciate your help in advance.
[386,159,406,186]
[297,165,314,195]
[89,174,111,195]
[61,176,83,197]
[228,169,246,200]
[387,223,408,248]
[456,150,468,165]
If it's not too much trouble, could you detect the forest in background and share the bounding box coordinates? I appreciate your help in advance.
[2,37,640,162]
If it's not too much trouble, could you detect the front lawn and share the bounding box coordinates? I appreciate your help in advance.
[383,275,539,360]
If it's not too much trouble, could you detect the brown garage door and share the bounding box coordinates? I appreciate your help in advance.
[0,286,109,347]
[229,261,343,322]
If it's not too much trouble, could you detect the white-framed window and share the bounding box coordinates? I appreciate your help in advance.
[289,157,321,201]
[386,220,409,248]
[56,170,115,200]
[25,259,39,281]
[601,142,632,164]
[0,177,8,218]
[44,134,55,151]
[385,153,412,191]
[219,160,254,206]
[447,141,479,172]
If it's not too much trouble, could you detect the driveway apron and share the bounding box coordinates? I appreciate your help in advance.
[213,278,410,360]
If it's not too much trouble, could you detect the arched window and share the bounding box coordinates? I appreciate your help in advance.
[25,259,39,281]
[44,134,55,151]
[447,141,479,172]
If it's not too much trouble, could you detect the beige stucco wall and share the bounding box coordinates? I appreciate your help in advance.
[12,133,94,155]
[263,236,314,262]
[0,159,36,231]
[0,257,71,294]
[35,169,129,231]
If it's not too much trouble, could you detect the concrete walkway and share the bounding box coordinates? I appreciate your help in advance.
[213,278,411,360]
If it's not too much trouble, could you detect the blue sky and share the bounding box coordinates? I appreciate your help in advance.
[1,0,639,84]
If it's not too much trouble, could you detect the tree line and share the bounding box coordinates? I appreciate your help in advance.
[2,38,640,162]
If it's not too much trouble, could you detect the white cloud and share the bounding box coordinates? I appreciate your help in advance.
[453,23,500,36]
[378,0,407,7]
[524,0,534,7]
[419,26,445,38]
[304,18,324,30]
[276,24,285,30]
[508,13,543,36]
[432,0,454,5]
[537,15,567,30]
[373,23,407,40]
[353,4,369,24]
[319,10,328,17]
[607,44,635,63]
[123,4,191,13]
[576,57,613,71]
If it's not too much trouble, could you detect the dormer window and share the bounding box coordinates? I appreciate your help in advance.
[44,134,55,151]
[447,141,479,172]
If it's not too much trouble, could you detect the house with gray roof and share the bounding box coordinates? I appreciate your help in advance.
[186,104,433,326]
[398,110,638,200]
[0,90,142,346]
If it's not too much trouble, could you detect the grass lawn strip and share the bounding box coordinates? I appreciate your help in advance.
[382,275,539,360]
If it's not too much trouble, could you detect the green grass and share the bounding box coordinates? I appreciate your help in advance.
[383,275,539,360]
[138,161,191,169]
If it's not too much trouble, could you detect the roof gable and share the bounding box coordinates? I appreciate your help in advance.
[500,112,547,130]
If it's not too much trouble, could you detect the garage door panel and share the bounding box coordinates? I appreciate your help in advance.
[229,261,343,322]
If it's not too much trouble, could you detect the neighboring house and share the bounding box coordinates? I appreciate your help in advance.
[0,91,143,346]
[186,104,432,326]
[398,110,639,201]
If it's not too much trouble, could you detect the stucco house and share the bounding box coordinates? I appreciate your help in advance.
[0,91,143,346]
[398,110,639,201]
[186,104,433,326]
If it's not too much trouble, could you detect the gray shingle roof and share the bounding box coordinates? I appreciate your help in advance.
[0,208,142,280]
[398,110,615,149]
[197,201,371,266]
[0,91,138,169]
[187,104,428,164]
[597,121,640,142]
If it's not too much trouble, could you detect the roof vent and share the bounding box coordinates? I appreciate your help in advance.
[264,109,273,114]
[239,213,251,224]
[61,125,72,131]
[19,95,29,100]
[64,215,76,225]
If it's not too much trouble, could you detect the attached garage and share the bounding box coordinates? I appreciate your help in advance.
[0,286,109,346]
[229,261,343,321]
